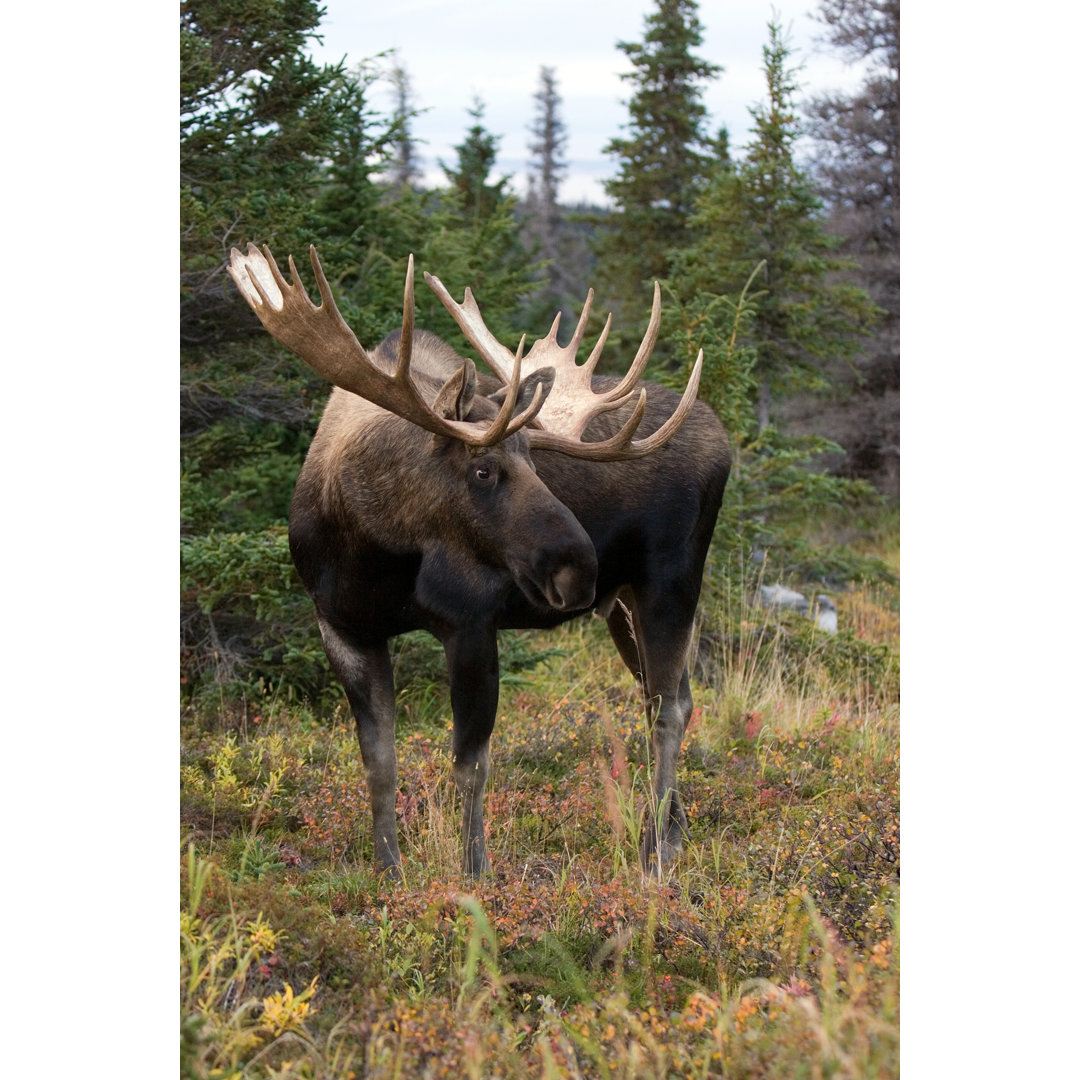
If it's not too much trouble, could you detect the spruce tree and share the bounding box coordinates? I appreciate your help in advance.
[314,61,394,257]
[180,0,345,345]
[180,2,400,703]
[523,67,570,309]
[673,18,878,429]
[596,0,721,346]
[413,102,537,353]
[387,61,423,194]
[441,99,512,225]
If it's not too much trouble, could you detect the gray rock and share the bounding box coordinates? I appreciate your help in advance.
[814,595,838,633]
[759,585,837,633]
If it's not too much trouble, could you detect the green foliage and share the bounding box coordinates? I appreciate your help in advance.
[442,99,512,224]
[182,528,297,632]
[180,420,307,536]
[180,527,331,704]
[653,20,885,599]
[595,0,722,362]
[303,101,541,377]
[727,426,879,540]
[672,19,879,424]
[180,0,350,344]
[663,261,765,445]
[411,188,538,358]
[665,259,881,590]
[313,58,395,249]
[227,834,287,883]
[763,533,895,587]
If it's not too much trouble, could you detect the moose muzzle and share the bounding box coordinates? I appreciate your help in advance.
[510,510,597,613]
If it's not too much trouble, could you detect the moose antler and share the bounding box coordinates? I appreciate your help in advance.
[423,275,704,460]
[227,244,544,447]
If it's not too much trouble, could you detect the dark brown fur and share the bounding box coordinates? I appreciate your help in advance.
[289,328,731,876]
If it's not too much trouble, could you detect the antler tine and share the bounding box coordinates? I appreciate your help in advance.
[476,337,546,446]
[630,348,703,453]
[567,289,595,360]
[227,243,539,450]
[260,244,288,303]
[581,310,613,381]
[397,254,415,378]
[286,253,306,301]
[305,244,351,330]
[528,350,702,461]
[422,272,520,383]
[508,379,547,434]
[231,242,281,310]
[599,281,662,404]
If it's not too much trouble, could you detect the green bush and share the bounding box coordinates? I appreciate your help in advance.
[180,527,331,707]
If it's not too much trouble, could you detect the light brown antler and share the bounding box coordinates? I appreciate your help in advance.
[227,244,544,447]
[423,274,703,460]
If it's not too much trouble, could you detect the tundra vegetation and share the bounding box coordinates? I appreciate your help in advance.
[180,0,899,1076]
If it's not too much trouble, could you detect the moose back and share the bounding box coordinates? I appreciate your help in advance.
[228,244,731,877]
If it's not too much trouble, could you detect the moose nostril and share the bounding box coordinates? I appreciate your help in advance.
[549,564,595,611]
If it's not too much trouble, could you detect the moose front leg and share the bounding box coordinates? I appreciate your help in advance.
[444,627,501,876]
[317,620,402,877]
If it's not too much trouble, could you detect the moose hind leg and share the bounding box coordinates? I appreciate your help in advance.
[444,629,501,877]
[612,590,695,873]
[317,620,402,877]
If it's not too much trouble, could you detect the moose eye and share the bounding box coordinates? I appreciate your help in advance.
[466,462,494,488]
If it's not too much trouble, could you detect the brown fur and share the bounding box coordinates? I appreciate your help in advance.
[288,325,730,878]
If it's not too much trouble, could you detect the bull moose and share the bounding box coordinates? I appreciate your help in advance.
[227,244,731,878]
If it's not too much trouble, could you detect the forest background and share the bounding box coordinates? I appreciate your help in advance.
[3,1,1076,1077]
[179,0,898,703]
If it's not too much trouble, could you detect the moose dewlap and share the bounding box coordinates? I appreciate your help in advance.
[228,243,731,878]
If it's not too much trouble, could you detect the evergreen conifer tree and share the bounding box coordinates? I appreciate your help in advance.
[180,0,345,345]
[673,18,877,429]
[387,61,424,194]
[412,102,537,353]
[523,67,570,309]
[314,61,394,260]
[181,2,402,702]
[595,0,721,350]
[441,99,512,225]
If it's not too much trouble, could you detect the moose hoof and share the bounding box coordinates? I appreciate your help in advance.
[640,815,687,876]
[375,860,404,884]
[640,839,684,876]
[463,852,493,878]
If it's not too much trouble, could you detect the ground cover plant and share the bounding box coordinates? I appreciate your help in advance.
[180,512,899,1079]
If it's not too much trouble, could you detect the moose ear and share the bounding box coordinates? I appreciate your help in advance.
[432,358,478,421]
[489,366,555,419]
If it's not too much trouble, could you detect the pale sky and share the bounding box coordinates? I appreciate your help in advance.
[305,0,870,205]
